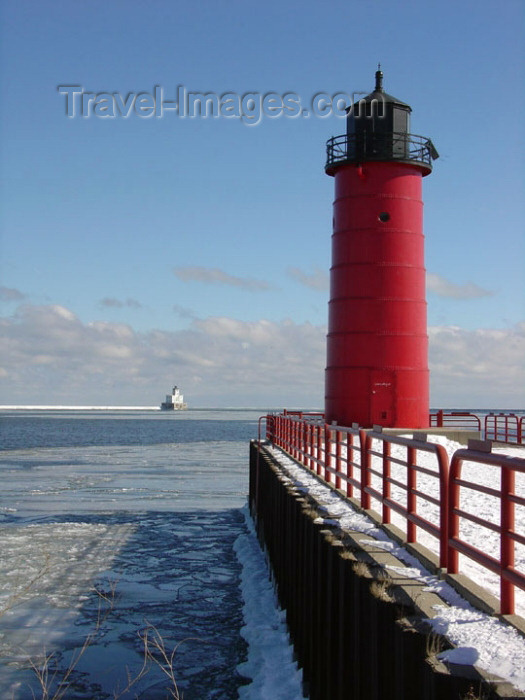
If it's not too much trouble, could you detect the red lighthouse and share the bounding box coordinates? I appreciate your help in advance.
[325,69,438,429]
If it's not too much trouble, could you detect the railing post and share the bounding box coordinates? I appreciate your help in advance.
[407,446,416,543]
[335,426,342,491]
[324,424,331,483]
[345,433,352,498]
[437,444,450,571]
[361,432,371,510]
[501,465,515,614]
[485,414,492,441]
[303,420,308,465]
[317,424,323,476]
[447,453,461,574]
[382,440,391,524]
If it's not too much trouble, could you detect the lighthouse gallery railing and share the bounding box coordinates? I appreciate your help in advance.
[262,412,525,616]
[325,131,435,171]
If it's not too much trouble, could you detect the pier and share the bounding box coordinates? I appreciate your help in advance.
[249,412,525,699]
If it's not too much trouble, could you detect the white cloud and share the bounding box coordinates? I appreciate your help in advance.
[172,304,196,319]
[287,267,329,291]
[429,323,525,407]
[173,266,272,291]
[427,273,494,300]
[0,286,26,302]
[1,303,523,410]
[99,297,142,309]
[0,304,323,407]
[49,304,77,322]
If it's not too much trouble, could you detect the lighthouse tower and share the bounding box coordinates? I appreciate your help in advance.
[325,69,438,429]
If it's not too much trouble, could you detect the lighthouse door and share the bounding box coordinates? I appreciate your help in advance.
[370,369,395,426]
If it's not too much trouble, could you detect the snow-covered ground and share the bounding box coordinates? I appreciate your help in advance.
[266,438,525,693]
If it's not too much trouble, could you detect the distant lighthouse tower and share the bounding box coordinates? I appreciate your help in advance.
[324,68,438,428]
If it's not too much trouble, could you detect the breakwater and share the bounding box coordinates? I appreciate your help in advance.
[249,440,524,700]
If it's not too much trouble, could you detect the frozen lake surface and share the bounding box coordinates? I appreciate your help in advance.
[0,409,303,699]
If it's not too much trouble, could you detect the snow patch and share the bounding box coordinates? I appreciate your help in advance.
[234,505,303,700]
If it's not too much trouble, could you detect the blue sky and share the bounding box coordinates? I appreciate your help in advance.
[1,0,524,408]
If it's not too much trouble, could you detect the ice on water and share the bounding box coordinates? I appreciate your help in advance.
[0,410,303,699]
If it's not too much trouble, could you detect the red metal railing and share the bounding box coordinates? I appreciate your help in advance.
[264,413,525,615]
[361,429,450,569]
[448,441,525,614]
[485,413,523,444]
[323,423,365,497]
[429,410,481,431]
[272,412,325,472]
[429,410,524,445]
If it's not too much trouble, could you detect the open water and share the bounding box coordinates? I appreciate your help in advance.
[0,408,268,699]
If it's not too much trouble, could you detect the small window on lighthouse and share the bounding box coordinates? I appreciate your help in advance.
[378,212,390,222]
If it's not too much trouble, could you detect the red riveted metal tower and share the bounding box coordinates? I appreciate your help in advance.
[325,68,438,428]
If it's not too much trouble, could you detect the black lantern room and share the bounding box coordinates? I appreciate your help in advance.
[325,68,438,175]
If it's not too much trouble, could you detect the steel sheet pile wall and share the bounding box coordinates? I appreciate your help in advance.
[249,441,520,700]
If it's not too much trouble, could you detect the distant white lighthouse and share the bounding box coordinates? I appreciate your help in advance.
[160,386,187,411]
